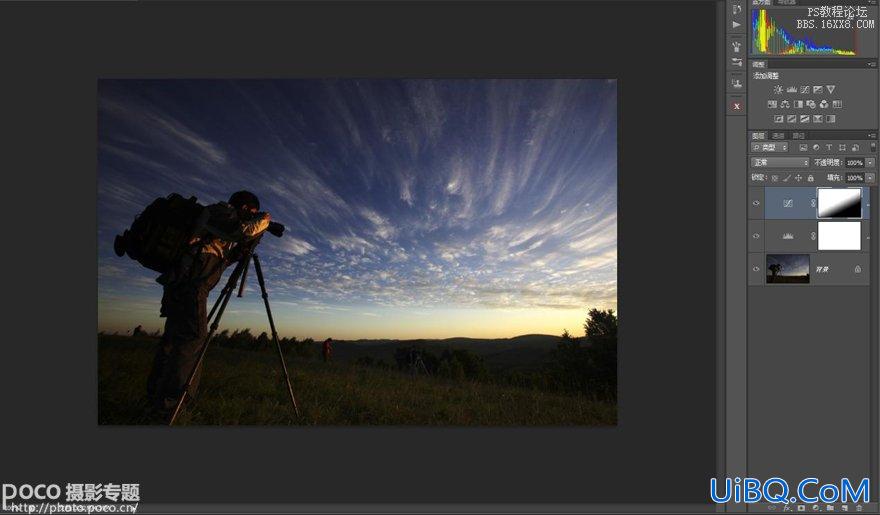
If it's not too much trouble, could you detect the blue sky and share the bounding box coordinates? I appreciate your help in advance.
[98,79,617,339]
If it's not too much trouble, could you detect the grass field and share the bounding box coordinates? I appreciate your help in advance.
[766,274,810,284]
[98,336,616,426]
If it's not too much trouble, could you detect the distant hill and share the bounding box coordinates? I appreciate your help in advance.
[328,333,571,371]
[333,333,560,347]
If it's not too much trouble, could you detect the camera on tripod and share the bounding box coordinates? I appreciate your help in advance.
[114,193,287,274]
[267,221,285,238]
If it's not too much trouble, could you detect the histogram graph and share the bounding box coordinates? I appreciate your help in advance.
[752,9,858,56]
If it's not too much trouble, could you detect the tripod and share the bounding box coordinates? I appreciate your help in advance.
[414,355,430,376]
[410,352,430,377]
[168,240,300,425]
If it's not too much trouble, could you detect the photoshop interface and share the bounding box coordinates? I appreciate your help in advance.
[0,0,878,514]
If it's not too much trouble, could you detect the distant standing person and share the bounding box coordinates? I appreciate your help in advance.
[322,338,333,363]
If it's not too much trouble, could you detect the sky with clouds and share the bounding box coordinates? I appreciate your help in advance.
[98,79,617,339]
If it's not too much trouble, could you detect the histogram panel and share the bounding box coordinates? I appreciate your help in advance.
[752,9,858,56]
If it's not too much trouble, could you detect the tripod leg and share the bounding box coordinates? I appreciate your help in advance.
[207,263,242,326]
[168,256,248,426]
[252,254,301,417]
[206,290,224,328]
[236,254,251,298]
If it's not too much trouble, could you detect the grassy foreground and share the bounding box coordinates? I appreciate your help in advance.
[98,336,616,426]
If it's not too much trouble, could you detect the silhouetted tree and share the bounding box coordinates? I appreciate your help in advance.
[228,328,255,349]
[438,348,485,380]
[421,350,439,374]
[254,331,270,351]
[291,337,317,359]
[214,329,231,347]
[584,308,618,398]
[394,347,411,370]
[438,357,465,380]
[548,309,618,398]
[552,329,589,392]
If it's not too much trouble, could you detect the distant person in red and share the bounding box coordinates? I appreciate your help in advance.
[322,338,333,363]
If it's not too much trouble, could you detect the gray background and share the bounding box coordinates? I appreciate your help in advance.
[0,0,719,506]
[747,288,871,482]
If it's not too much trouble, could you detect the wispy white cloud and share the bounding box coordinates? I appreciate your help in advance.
[99,97,227,168]
[279,238,316,256]
[360,207,397,240]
